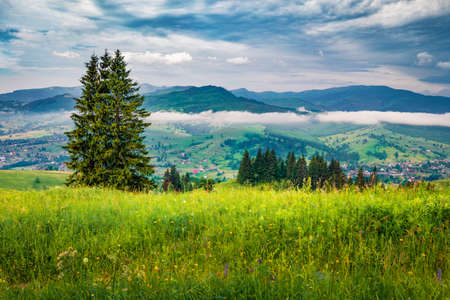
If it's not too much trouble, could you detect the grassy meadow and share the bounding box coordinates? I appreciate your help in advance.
[0,170,67,190]
[0,181,448,299]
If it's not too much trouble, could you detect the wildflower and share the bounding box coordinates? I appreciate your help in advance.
[437,269,442,283]
[422,253,426,257]
[224,263,228,277]
[83,257,89,264]
[154,266,159,271]
[400,238,403,242]
[320,220,325,223]
[96,257,100,261]
[117,244,120,247]
[408,271,413,275]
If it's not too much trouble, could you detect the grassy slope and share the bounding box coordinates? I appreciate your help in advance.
[0,182,448,299]
[0,170,67,190]
[320,125,449,163]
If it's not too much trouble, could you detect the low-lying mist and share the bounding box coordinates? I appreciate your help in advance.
[149,110,450,127]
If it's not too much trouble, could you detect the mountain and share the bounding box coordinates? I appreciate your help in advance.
[231,88,324,111]
[144,86,295,113]
[232,85,450,113]
[23,94,76,113]
[0,86,81,104]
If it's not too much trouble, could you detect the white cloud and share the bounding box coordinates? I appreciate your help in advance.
[123,51,193,65]
[416,52,433,66]
[227,57,250,64]
[306,0,450,34]
[318,50,324,57]
[316,111,450,127]
[149,110,450,127]
[52,51,80,58]
[437,61,450,69]
[208,56,218,60]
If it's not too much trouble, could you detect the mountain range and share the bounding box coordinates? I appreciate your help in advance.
[0,84,449,114]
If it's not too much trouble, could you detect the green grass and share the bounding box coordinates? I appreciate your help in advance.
[0,170,68,190]
[0,181,448,299]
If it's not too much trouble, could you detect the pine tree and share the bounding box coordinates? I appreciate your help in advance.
[309,154,328,190]
[328,159,345,189]
[181,173,193,192]
[286,152,297,183]
[162,168,171,192]
[237,150,252,184]
[65,50,154,191]
[370,166,378,187]
[356,167,366,190]
[264,149,277,182]
[276,158,286,180]
[169,166,182,192]
[295,156,307,188]
[65,54,100,186]
[253,149,264,183]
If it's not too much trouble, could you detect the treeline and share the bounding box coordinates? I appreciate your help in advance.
[238,149,377,190]
[161,166,215,192]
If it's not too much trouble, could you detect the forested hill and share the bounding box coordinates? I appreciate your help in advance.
[143,85,295,113]
[232,85,450,113]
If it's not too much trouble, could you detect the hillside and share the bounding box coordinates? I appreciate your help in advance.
[23,94,76,113]
[0,86,81,104]
[232,85,450,113]
[0,183,448,298]
[144,86,295,113]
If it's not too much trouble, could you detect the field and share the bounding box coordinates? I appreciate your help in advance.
[0,170,67,190]
[0,182,448,299]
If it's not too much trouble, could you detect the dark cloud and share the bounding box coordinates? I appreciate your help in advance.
[0,28,18,42]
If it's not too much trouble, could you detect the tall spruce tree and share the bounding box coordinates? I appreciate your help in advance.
[65,50,154,191]
[356,167,366,190]
[65,54,100,186]
[370,166,378,187]
[309,154,328,190]
[253,149,264,183]
[295,156,307,188]
[328,159,345,189]
[286,152,297,183]
[237,150,252,184]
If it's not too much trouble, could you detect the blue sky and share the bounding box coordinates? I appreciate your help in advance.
[0,0,449,95]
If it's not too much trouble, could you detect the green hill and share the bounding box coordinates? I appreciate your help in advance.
[23,94,76,112]
[0,170,67,190]
[144,86,295,113]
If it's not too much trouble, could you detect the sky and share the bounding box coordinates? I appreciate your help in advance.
[0,0,450,95]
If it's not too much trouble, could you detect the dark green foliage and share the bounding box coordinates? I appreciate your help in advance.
[276,158,286,181]
[285,152,297,183]
[295,156,307,188]
[237,150,253,184]
[357,167,366,190]
[181,173,193,192]
[370,166,378,187]
[308,154,328,190]
[64,50,154,191]
[263,149,277,182]
[196,178,215,192]
[163,166,182,192]
[328,159,346,189]
[253,149,264,183]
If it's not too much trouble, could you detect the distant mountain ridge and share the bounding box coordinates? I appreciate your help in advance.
[232,85,450,113]
[1,84,449,114]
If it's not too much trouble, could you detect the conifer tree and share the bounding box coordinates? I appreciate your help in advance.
[65,50,154,191]
[65,54,100,186]
[253,149,264,183]
[309,154,328,190]
[295,156,307,188]
[356,167,366,190]
[276,158,286,180]
[181,173,193,192]
[328,159,345,189]
[237,150,252,184]
[370,166,378,187]
[169,166,182,192]
[162,168,171,192]
[285,152,297,183]
[264,149,277,182]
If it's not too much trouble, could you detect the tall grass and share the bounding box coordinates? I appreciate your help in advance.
[0,182,448,299]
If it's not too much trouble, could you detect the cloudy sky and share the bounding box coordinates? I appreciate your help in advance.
[1,0,449,95]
